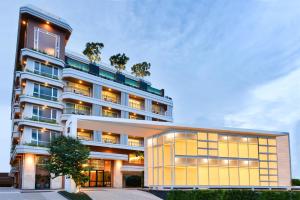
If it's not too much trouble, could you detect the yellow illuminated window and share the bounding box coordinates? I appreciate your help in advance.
[259,138,267,145]
[163,145,172,166]
[198,149,208,156]
[268,146,276,153]
[147,147,153,168]
[209,166,219,185]
[260,162,268,168]
[219,167,229,185]
[175,157,186,166]
[260,176,269,181]
[187,166,197,185]
[147,138,152,147]
[269,176,278,181]
[248,137,258,144]
[259,146,268,153]
[158,146,163,166]
[175,140,186,155]
[239,143,248,158]
[269,162,277,168]
[187,140,197,156]
[153,147,158,167]
[153,167,158,185]
[159,167,163,185]
[260,181,269,186]
[239,168,249,186]
[148,167,153,185]
[163,133,174,143]
[269,169,277,175]
[209,149,218,156]
[269,154,277,161]
[208,133,218,141]
[248,144,258,159]
[260,169,268,175]
[219,142,228,157]
[208,142,218,149]
[268,139,276,146]
[229,167,239,185]
[269,182,278,186]
[228,142,238,157]
[198,132,207,140]
[249,161,259,168]
[249,168,259,186]
[198,166,208,185]
[175,167,186,185]
[259,154,268,161]
[164,167,172,185]
[198,141,208,148]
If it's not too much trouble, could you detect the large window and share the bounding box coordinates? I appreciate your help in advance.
[31,128,60,147]
[147,131,278,187]
[33,83,58,101]
[34,61,58,79]
[32,105,57,123]
[65,102,91,115]
[34,27,60,57]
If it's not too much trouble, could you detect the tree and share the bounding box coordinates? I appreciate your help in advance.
[82,42,104,63]
[131,62,151,78]
[45,136,90,192]
[109,53,129,72]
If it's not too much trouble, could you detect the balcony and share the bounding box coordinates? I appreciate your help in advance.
[64,108,91,115]
[102,132,120,144]
[64,86,91,97]
[152,102,167,116]
[26,69,58,80]
[102,87,121,104]
[25,116,57,124]
[128,139,144,147]
[33,92,58,101]
[102,94,120,104]
[102,107,121,118]
[129,95,145,110]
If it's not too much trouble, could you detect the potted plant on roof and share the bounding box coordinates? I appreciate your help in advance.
[109,53,129,83]
[83,42,104,76]
[131,62,151,91]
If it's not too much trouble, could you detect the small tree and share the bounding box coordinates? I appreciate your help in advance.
[45,136,90,192]
[82,42,104,63]
[131,62,151,78]
[109,53,129,72]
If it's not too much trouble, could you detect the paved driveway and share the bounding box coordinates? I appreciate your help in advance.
[0,187,66,200]
[84,188,162,200]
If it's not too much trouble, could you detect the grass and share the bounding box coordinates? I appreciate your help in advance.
[58,191,92,200]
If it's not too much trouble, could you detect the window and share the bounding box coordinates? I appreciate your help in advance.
[34,27,60,57]
[32,105,57,123]
[33,83,58,101]
[34,61,58,79]
[31,128,60,146]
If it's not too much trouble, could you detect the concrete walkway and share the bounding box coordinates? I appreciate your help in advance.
[84,188,162,200]
[0,187,66,200]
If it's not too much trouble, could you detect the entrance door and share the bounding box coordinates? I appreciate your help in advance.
[97,170,104,187]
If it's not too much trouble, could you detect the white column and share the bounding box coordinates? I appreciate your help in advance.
[144,137,148,187]
[65,116,77,138]
[22,154,35,189]
[113,160,123,188]
[64,176,78,193]
[50,175,62,189]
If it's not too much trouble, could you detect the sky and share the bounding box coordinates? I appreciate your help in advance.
[0,0,299,178]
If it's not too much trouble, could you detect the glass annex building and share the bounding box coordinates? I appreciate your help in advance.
[146,130,287,188]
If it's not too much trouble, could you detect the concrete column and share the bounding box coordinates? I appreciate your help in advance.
[121,92,129,106]
[22,154,35,189]
[93,84,102,99]
[65,176,78,193]
[145,99,152,112]
[65,116,77,138]
[145,116,152,121]
[113,160,123,188]
[93,131,102,142]
[121,111,129,119]
[50,175,62,189]
[120,134,128,145]
[92,104,102,116]
[144,138,148,187]
[167,105,173,117]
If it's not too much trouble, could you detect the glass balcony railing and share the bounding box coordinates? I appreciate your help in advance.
[129,101,145,110]
[102,94,121,104]
[26,69,59,80]
[128,140,144,147]
[25,116,57,124]
[102,137,120,144]
[64,86,91,97]
[64,108,91,115]
[33,92,58,101]
[102,111,120,118]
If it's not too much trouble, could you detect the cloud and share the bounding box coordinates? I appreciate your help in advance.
[225,66,300,178]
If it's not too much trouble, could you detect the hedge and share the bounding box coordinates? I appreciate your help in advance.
[292,179,300,186]
[167,190,300,200]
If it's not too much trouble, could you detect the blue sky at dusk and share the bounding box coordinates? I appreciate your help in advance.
[0,0,299,177]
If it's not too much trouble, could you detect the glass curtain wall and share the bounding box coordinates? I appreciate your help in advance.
[147,131,278,187]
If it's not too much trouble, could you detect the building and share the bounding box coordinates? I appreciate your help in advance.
[10,5,292,191]
[10,5,173,190]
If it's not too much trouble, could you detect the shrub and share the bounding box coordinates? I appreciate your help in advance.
[292,179,300,186]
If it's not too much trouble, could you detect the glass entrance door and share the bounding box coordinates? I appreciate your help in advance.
[85,170,111,187]
[97,170,104,187]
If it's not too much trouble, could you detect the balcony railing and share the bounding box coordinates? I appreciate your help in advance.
[25,116,57,124]
[128,140,144,147]
[64,108,91,115]
[33,92,58,101]
[129,101,145,110]
[102,111,120,118]
[102,137,120,144]
[64,86,91,97]
[102,94,121,104]
[152,109,167,116]
[26,69,59,80]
